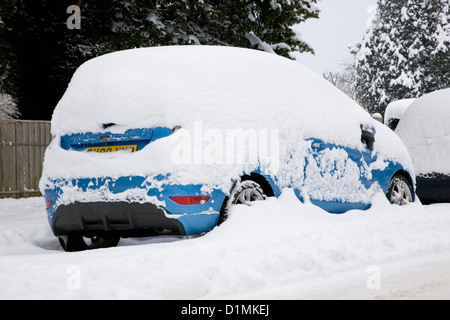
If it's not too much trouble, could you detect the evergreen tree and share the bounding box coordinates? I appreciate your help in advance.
[0,0,319,120]
[353,0,450,115]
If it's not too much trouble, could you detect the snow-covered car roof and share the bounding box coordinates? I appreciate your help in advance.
[52,46,371,144]
[395,88,450,175]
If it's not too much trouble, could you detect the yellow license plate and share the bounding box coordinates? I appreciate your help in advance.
[86,145,137,153]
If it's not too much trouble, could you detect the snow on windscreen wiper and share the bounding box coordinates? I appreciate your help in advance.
[60,127,173,152]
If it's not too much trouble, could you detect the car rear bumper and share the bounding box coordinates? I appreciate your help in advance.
[52,201,186,237]
[44,175,226,237]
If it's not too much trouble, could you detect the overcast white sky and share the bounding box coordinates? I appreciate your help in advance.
[292,0,377,75]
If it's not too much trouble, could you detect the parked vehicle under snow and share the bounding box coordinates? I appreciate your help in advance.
[40,46,416,251]
[395,88,450,204]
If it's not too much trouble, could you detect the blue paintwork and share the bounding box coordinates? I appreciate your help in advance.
[310,199,371,213]
[44,126,415,237]
[60,127,172,151]
[44,175,226,235]
[297,137,411,213]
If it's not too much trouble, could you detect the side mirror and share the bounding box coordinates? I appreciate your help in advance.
[361,125,375,151]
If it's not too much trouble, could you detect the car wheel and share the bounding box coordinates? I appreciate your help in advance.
[386,174,414,205]
[59,232,120,252]
[218,180,266,225]
[231,180,266,205]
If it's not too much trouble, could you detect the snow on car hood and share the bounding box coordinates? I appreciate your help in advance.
[41,46,413,193]
[395,88,450,176]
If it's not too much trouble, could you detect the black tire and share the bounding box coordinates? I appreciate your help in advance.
[59,232,120,252]
[230,180,266,205]
[218,180,266,225]
[386,174,414,205]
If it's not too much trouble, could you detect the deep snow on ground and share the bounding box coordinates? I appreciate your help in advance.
[1,191,450,300]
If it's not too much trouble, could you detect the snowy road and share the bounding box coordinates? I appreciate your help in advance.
[0,190,449,300]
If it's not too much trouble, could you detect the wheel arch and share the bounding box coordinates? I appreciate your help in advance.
[218,172,275,226]
[391,169,416,201]
[240,172,275,197]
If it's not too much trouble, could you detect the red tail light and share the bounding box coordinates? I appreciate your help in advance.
[45,200,52,209]
[170,196,210,205]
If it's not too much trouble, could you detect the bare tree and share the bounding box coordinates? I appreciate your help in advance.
[323,59,359,103]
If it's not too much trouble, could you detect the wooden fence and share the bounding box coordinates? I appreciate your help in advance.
[0,120,52,198]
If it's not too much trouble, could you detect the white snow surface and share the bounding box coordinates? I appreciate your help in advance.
[51,46,369,137]
[395,88,450,175]
[1,193,450,300]
[41,46,414,198]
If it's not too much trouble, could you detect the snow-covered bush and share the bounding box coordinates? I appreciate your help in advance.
[0,93,20,119]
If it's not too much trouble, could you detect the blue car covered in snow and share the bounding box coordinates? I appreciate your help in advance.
[41,46,415,251]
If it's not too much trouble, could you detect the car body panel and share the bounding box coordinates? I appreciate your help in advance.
[60,127,173,152]
[293,137,412,213]
[44,130,414,236]
[416,174,450,204]
[45,173,226,236]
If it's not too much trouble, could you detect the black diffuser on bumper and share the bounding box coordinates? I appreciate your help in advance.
[52,201,186,237]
